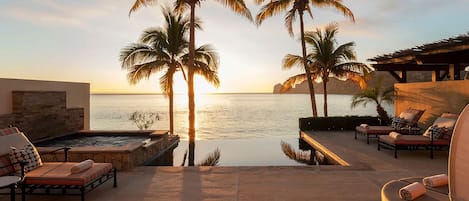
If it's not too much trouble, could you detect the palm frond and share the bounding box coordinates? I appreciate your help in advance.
[310,0,355,22]
[129,0,155,16]
[120,44,156,69]
[256,0,292,25]
[173,0,189,14]
[126,60,168,84]
[197,148,221,166]
[160,66,178,96]
[282,54,304,70]
[280,141,314,165]
[215,0,253,21]
[284,8,296,35]
[280,73,307,92]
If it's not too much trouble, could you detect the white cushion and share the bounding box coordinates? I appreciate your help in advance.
[0,132,32,156]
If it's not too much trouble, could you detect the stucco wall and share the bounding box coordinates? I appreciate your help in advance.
[394,80,469,127]
[0,78,90,129]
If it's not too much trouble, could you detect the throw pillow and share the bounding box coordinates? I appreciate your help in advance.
[9,144,43,173]
[423,125,448,139]
[391,117,406,128]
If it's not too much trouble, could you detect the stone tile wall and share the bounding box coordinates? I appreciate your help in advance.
[0,91,84,142]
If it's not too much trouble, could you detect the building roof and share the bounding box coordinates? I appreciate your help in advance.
[369,33,469,65]
[368,33,469,82]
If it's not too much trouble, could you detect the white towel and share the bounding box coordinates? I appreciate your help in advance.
[389,132,402,139]
[360,124,369,128]
[423,174,448,187]
[399,182,426,201]
[71,159,94,174]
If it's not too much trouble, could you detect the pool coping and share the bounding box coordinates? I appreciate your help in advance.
[300,130,374,171]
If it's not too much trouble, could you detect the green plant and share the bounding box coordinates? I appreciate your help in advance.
[351,76,394,125]
[129,111,160,130]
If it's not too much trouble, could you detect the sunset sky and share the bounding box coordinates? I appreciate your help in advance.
[1,0,468,93]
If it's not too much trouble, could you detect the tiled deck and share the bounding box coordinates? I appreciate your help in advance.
[2,131,448,201]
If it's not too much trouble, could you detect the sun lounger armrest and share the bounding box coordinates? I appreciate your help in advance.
[41,147,71,162]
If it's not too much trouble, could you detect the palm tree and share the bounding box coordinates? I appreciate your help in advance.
[121,8,220,140]
[129,0,251,166]
[282,24,371,117]
[351,76,394,125]
[256,0,355,117]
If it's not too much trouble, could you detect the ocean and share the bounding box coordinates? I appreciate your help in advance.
[90,94,393,166]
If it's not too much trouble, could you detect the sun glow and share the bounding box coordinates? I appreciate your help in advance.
[172,74,219,95]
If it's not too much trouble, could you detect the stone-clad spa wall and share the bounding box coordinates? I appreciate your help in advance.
[0,78,89,142]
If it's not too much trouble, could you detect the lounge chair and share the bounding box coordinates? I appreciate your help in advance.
[380,104,469,201]
[377,112,459,159]
[0,127,117,201]
[355,108,425,144]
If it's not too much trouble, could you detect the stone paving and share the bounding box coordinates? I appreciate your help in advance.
[2,131,448,201]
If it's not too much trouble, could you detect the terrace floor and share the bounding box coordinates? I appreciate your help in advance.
[2,131,448,201]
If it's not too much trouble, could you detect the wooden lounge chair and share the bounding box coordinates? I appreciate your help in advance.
[0,127,117,201]
[355,108,425,144]
[377,113,459,159]
[380,104,469,201]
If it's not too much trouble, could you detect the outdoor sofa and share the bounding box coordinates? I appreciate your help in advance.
[355,108,425,144]
[377,112,459,159]
[380,104,469,201]
[0,127,117,201]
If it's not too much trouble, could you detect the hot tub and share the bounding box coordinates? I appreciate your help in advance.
[35,130,179,170]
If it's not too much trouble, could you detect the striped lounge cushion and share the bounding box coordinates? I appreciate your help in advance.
[9,144,43,173]
[0,154,15,176]
[24,162,113,186]
[0,127,20,136]
[0,127,22,176]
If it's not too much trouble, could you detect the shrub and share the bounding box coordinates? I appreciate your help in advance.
[299,116,382,131]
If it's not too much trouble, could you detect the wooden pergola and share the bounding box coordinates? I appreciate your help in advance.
[369,33,469,83]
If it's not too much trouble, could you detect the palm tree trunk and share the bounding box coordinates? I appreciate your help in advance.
[322,77,328,117]
[376,104,390,125]
[169,81,174,134]
[299,12,318,117]
[188,2,196,167]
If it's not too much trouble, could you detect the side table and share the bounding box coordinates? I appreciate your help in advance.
[0,176,21,201]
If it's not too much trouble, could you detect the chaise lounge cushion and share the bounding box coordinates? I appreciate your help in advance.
[379,135,450,146]
[9,144,43,173]
[356,126,395,135]
[24,162,113,186]
[422,117,456,138]
[0,131,34,176]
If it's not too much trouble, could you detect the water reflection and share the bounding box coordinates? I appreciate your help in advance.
[280,139,331,165]
[149,137,326,166]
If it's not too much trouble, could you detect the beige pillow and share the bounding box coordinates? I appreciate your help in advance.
[441,113,459,120]
[399,111,417,122]
[423,117,457,137]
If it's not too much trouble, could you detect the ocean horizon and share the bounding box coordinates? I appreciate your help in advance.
[90,93,394,140]
[90,93,394,165]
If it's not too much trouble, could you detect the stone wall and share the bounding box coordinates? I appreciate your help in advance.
[0,91,84,142]
[0,78,90,129]
[394,80,469,127]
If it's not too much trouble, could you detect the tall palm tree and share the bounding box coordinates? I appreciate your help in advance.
[351,76,394,125]
[121,8,220,140]
[129,0,251,166]
[256,0,355,117]
[282,24,371,117]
